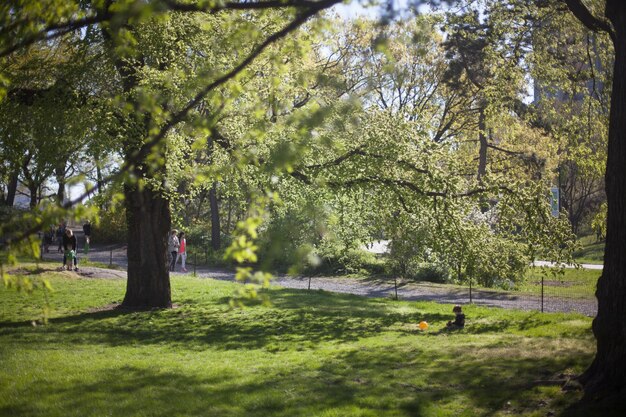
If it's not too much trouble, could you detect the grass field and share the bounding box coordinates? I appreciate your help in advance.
[0,264,617,417]
[572,235,605,265]
[517,267,600,299]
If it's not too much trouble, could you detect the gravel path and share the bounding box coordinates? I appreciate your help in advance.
[42,243,597,316]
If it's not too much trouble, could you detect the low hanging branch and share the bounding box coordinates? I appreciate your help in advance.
[304,147,430,175]
[0,0,344,59]
[331,176,511,198]
[560,0,615,42]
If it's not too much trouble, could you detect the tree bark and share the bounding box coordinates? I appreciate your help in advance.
[96,164,104,194]
[28,183,37,208]
[121,182,172,308]
[579,0,626,400]
[100,0,172,309]
[55,164,66,205]
[4,168,18,206]
[209,182,221,250]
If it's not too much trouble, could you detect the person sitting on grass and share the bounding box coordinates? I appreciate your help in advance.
[446,305,465,329]
[62,228,78,271]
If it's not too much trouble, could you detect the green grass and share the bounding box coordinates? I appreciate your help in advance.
[414,267,599,300]
[0,264,616,417]
[516,267,600,298]
[573,235,605,264]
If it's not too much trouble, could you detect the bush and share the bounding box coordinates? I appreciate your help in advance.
[314,247,383,276]
[91,206,127,244]
[412,262,450,283]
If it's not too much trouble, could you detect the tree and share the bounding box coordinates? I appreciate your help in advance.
[1,0,349,307]
[530,5,611,235]
[559,0,626,402]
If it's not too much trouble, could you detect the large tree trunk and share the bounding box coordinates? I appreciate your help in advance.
[209,182,221,250]
[100,1,172,309]
[579,0,626,400]
[121,183,172,308]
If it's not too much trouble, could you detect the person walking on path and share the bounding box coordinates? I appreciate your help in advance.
[62,228,78,271]
[176,231,187,272]
[82,220,92,254]
[168,229,179,272]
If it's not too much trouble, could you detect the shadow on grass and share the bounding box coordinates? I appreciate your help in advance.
[1,285,590,353]
[1,288,448,351]
[0,342,598,417]
[6,266,50,276]
[561,390,626,417]
[324,345,595,417]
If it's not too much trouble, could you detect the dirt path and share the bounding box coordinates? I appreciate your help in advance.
[41,246,597,316]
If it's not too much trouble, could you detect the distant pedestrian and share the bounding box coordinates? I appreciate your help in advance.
[62,228,78,271]
[82,220,91,243]
[176,231,187,272]
[82,220,92,253]
[168,229,179,272]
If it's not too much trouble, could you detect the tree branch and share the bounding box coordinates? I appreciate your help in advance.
[0,0,343,59]
[129,0,340,183]
[560,0,615,43]
[0,0,339,251]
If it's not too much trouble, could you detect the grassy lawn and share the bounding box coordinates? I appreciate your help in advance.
[517,268,600,299]
[0,264,615,417]
[573,235,605,265]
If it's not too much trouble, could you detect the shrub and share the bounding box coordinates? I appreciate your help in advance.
[412,262,450,283]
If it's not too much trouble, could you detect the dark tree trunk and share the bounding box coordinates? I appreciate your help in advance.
[54,159,67,204]
[100,2,172,309]
[96,164,104,194]
[28,184,37,208]
[56,175,66,204]
[4,168,18,206]
[121,183,172,308]
[579,0,626,400]
[209,182,221,250]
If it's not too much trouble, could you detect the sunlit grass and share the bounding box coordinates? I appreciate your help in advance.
[0,266,614,417]
[573,234,605,264]
[516,267,600,298]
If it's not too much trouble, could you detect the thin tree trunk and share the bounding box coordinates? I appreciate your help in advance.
[579,0,626,399]
[96,164,104,194]
[209,182,221,250]
[56,175,66,205]
[27,184,37,208]
[477,105,488,182]
[54,158,67,204]
[225,195,233,235]
[4,168,18,206]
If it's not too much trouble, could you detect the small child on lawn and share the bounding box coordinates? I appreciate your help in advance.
[62,228,78,271]
[446,305,465,329]
[64,249,76,271]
